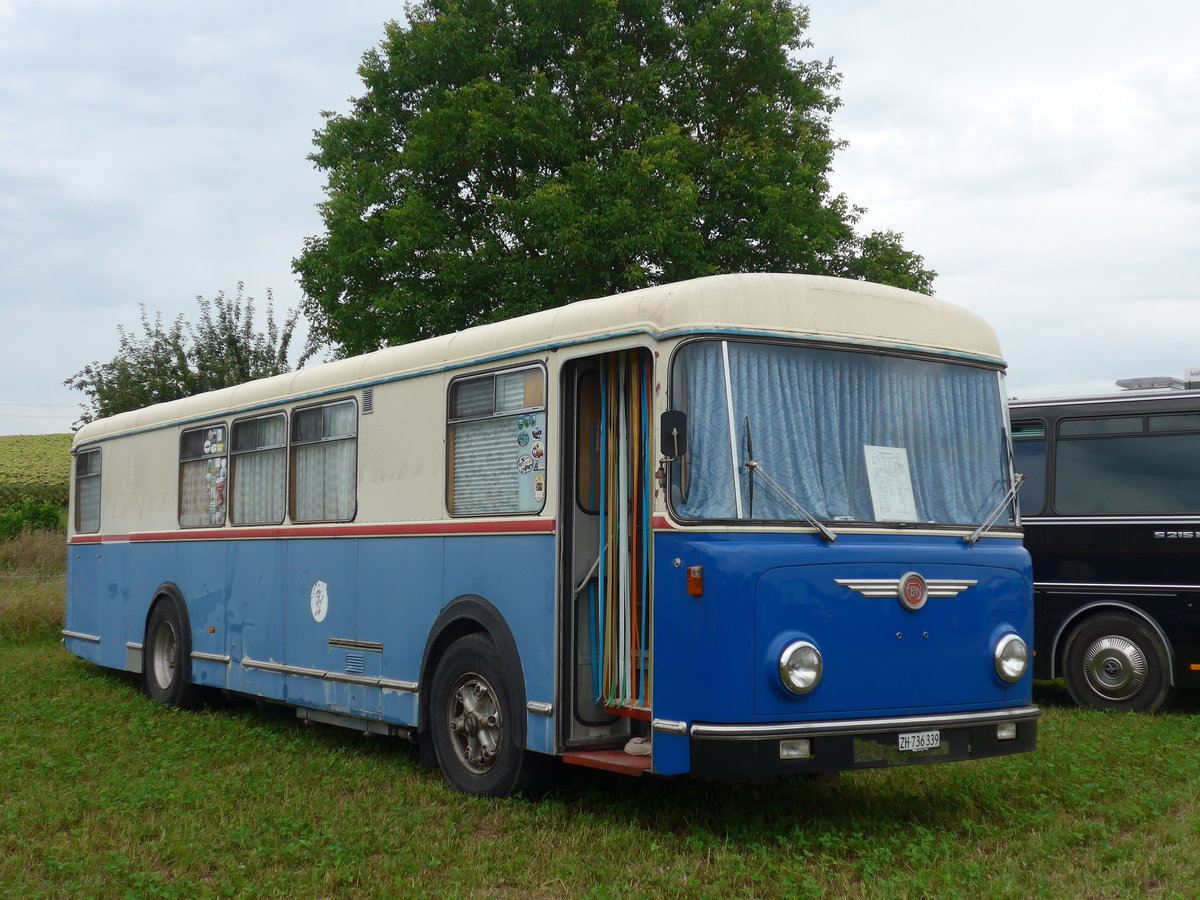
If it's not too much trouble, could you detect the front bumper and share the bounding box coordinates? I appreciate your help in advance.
[688,706,1041,777]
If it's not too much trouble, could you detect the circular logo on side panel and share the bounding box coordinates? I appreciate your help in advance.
[898,572,928,611]
[311,580,329,623]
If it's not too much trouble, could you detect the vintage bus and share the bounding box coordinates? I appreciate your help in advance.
[1012,385,1200,712]
[65,273,1038,796]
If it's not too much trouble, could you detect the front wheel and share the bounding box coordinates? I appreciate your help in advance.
[429,634,539,797]
[1062,612,1174,712]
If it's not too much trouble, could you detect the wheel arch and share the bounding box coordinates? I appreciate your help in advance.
[144,582,192,648]
[418,594,528,764]
[1052,599,1175,686]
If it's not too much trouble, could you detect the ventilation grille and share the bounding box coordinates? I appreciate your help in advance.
[345,653,366,675]
[362,388,374,415]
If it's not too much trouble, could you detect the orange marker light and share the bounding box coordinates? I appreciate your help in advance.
[686,565,704,597]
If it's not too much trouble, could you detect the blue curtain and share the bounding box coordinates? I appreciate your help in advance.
[672,341,1009,526]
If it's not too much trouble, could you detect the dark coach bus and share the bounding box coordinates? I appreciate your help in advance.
[1011,383,1200,711]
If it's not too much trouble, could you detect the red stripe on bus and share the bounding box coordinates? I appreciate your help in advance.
[68,519,557,545]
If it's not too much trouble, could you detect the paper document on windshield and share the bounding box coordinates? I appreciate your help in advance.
[863,445,919,522]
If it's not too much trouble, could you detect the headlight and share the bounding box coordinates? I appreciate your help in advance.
[994,634,1029,683]
[779,640,823,694]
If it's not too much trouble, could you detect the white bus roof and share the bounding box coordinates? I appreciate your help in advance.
[73,273,1003,447]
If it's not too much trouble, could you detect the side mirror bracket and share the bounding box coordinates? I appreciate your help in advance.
[660,410,687,460]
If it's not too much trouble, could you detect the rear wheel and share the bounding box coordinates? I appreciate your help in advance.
[430,633,539,797]
[143,597,199,708]
[1062,612,1173,712]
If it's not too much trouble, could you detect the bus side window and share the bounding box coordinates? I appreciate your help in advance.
[290,400,358,523]
[231,413,287,526]
[1011,421,1047,517]
[446,366,547,516]
[179,424,228,528]
[74,448,102,533]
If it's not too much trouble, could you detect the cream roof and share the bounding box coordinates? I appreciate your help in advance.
[74,273,1003,447]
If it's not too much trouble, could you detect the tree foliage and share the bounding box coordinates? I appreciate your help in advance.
[295,0,936,356]
[64,284,300,426]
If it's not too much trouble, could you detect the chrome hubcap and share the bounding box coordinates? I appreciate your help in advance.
[446,673,502,775]
[1082,635,1146,701]
[152,620,178,690]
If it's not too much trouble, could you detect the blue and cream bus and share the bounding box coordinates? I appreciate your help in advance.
[65,273,1038,796]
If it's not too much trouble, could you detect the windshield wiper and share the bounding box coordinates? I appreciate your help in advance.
[741,447,837,544]
[744,417,754,519]
[964,473,1025,546]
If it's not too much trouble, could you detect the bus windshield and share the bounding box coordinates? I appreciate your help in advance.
[670,340,1013,528]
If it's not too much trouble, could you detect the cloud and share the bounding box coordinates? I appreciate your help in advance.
[805,1,1200,398]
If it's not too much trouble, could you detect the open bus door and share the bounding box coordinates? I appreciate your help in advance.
[559,349,656,775]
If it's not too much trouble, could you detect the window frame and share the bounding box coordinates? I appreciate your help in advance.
[178,422,229,529]
[73,447,102,534]
[445,363,548,518]
[230,411,288,526]
[288,397,359,524]
[1010,419,1048,517]
[1053,412,1200,516]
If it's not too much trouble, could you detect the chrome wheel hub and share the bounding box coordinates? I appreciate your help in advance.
[152,621,178,690]
[446,673,502,775]
[1082,635,1146,701]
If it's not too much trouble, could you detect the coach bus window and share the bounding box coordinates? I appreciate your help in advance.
[1058,416,1142,437]
[670,341,1010,526]
[1010,421,1047,517]
[231,413,287,525]
[447,366,546,516]
[179,425,228,527]
[74,448,101,533]
[1055,418,1200,515]
[1149,413,1200,432]
[290,400,357,523]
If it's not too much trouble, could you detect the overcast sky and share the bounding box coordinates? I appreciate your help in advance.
[2,1,1198,435]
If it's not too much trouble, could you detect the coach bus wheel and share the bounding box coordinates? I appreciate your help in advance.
[430,634,537,797]
[144,598,199,708]
[1062,613,1173,712]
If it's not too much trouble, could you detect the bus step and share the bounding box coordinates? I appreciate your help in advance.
[603,704,652,722]
[562,750,652,777]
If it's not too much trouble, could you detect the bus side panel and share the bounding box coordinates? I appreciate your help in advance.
[284,538,374,716]
[441,533,557,756]
[124,543,179,672]
[226,539,287,699]
[165,540,230,688]
[358,536,442,726]
[64,546,105,666]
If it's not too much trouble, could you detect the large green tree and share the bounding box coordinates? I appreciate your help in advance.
[295,0,935,356]
[64,284,300,426]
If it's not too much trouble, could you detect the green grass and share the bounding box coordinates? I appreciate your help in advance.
[2,538,1199,898]
[0,433,71,507]
[0,530,65,643]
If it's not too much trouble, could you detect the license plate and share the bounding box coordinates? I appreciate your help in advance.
[898,730,941,752]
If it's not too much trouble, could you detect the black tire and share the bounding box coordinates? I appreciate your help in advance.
[143,597,200,708]
[429,633,539,797]
[1062,612,1174,712]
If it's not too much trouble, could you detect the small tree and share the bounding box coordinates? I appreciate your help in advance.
[64,284,301,426]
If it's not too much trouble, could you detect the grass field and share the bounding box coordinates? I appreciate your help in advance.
[2,533,1198,899]
[0,433,71,507]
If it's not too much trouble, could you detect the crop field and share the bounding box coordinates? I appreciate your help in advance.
[0,433,71,506]
[1,532,1199,899]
